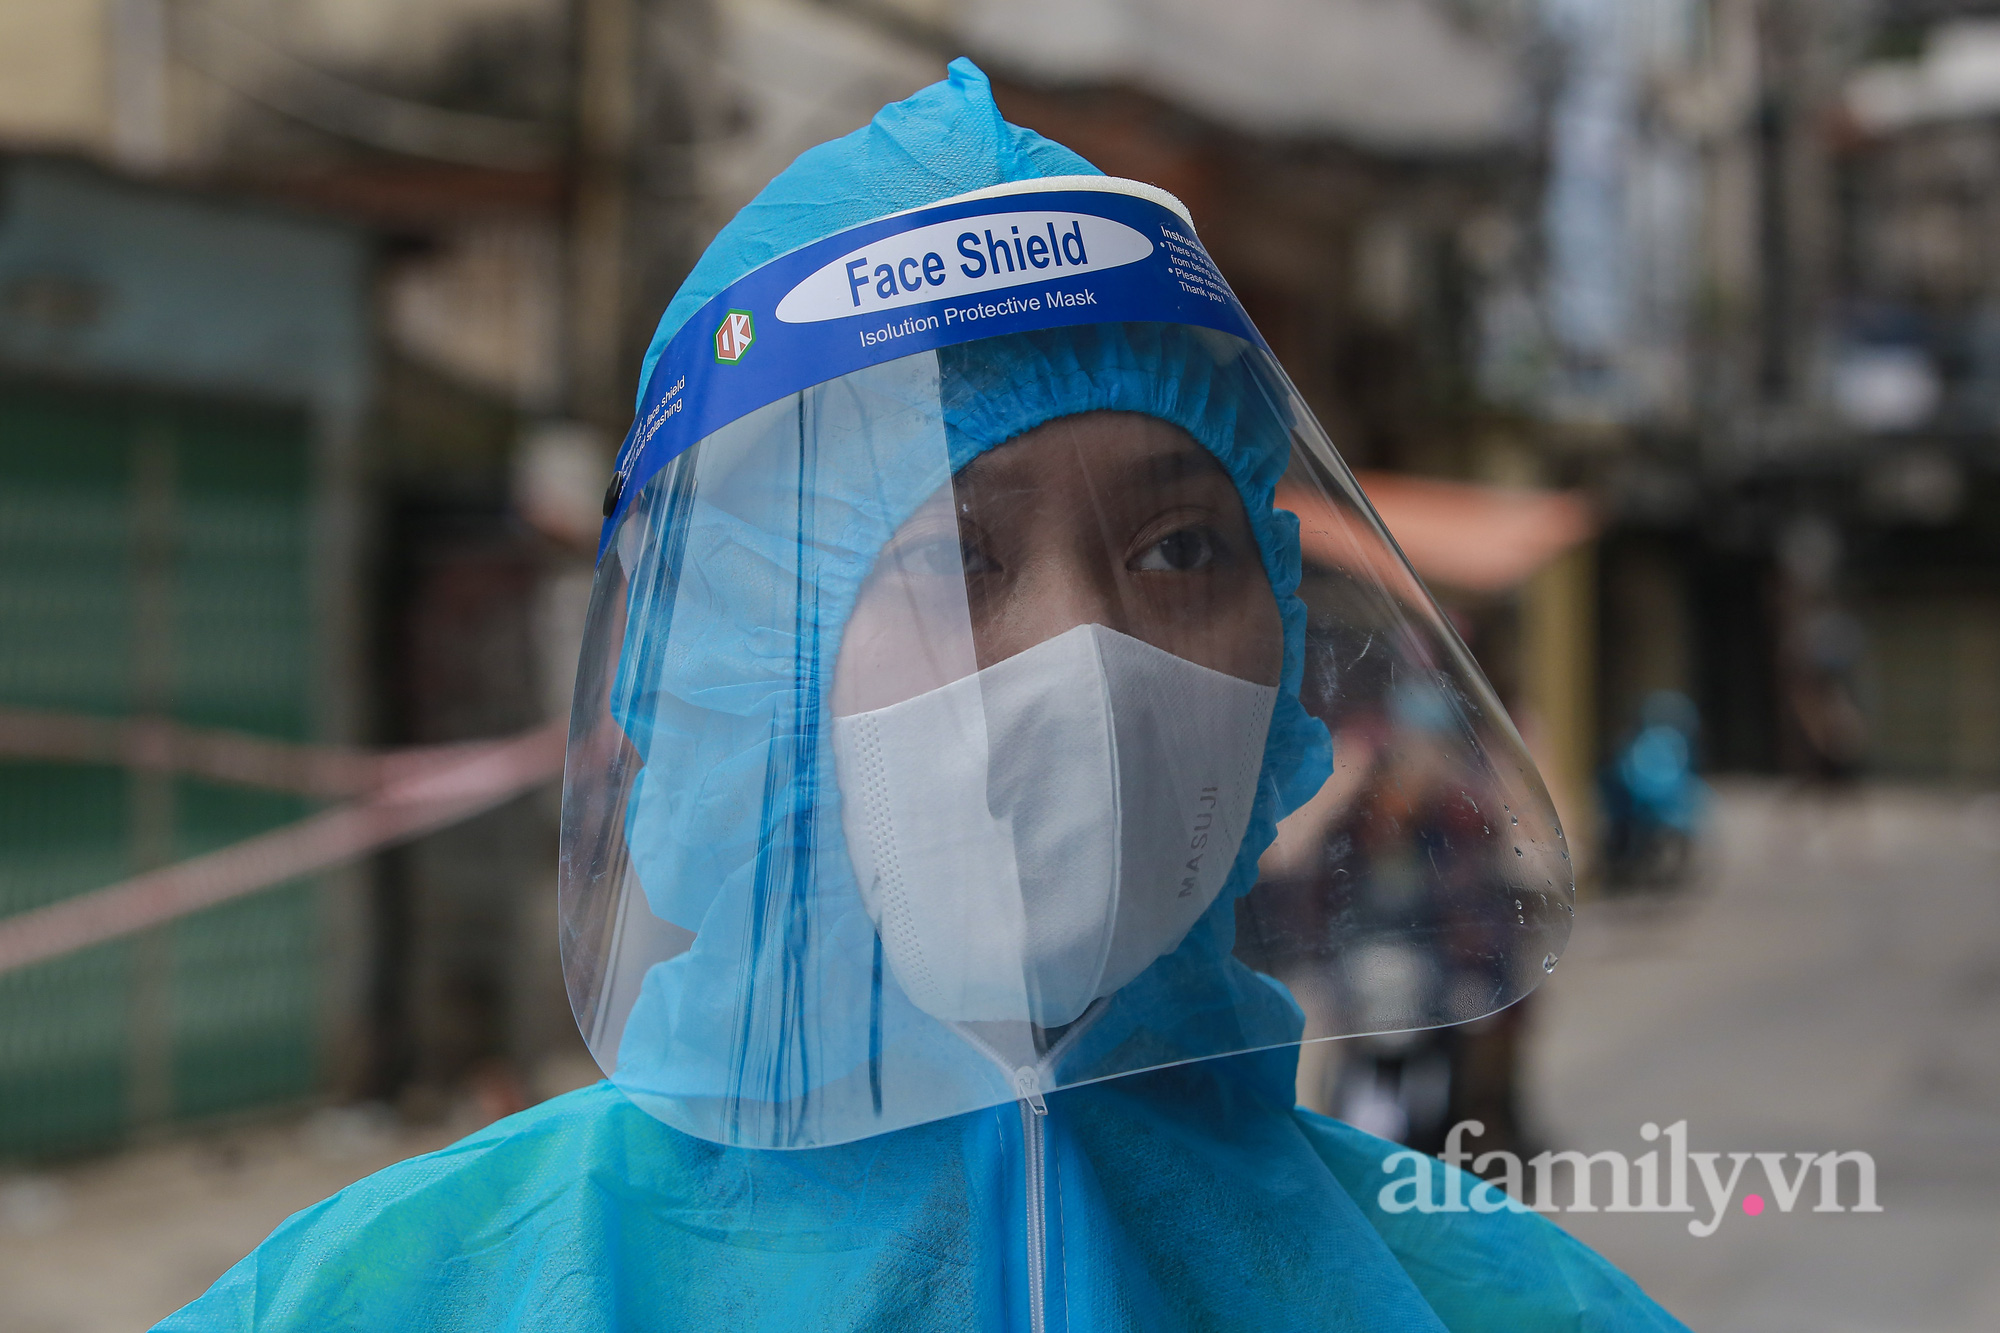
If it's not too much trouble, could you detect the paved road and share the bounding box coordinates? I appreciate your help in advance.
[1528,781,2000,1332]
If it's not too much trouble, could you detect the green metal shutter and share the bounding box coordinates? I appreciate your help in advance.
[0,378,324,1157]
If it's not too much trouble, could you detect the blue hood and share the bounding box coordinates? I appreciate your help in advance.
[636,58,1099,403]
[604,64,1331,1148]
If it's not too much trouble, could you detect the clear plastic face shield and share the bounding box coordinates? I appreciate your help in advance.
[561,182,1571,1149]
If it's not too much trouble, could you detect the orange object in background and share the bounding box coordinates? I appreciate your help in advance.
[1282,471,1597,598]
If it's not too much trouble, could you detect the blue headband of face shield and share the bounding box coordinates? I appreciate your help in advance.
[601,320,1333,1145]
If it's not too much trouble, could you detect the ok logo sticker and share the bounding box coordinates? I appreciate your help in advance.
[714,310,755,363]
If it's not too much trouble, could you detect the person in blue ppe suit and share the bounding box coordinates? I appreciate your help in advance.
[159,60,1686,1333]
[1601,691,1710,889]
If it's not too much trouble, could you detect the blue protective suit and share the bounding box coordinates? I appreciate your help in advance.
[159,60,1687,1332]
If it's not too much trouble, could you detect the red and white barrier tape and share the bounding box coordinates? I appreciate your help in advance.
[0,713,568,978]
[0,707,393,797]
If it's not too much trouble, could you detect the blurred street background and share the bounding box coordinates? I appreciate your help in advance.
[1,0,1997,1329]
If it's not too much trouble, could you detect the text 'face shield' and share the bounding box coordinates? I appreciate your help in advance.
[560,185,1570,1149]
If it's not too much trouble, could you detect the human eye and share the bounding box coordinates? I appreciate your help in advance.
[957,535,999,575]
[893,525,996,578]
[1132,525,1223,573]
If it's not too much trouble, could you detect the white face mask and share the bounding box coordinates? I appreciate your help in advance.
[832,622,1276,1028]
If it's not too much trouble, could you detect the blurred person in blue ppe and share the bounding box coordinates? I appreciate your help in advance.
[1600,690,1710,889]
[159,60,1685,1333]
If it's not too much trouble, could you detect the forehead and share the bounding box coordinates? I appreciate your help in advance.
[955,411,1233,498]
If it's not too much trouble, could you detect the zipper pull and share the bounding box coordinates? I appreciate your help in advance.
[1013,1066,1048,1116]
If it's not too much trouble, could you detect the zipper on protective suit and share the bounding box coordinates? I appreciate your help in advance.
[957,1003,1105,1333]
[1013,1065,1050,1333]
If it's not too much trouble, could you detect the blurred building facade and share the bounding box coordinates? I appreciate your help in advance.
[1831,4,2000,781]
[0,0,1600,1156]
[13,0,1998,1159]
[0,156,374,1154]
[0,0,661,1153]
[1565,0,2000,786]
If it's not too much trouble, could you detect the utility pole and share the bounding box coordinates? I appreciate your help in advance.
[569,0,639,428]
[568,0,713,431]
[1755,0,1795,406]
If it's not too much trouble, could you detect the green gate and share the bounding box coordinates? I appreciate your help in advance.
[0,378,326,1158]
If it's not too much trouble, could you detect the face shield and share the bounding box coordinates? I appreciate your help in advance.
[560,179,1572,1149]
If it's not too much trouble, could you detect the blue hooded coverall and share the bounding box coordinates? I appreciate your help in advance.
[158,61,1688,1333]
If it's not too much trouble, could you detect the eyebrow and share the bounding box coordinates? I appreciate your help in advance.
[1122,445,1230,491]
